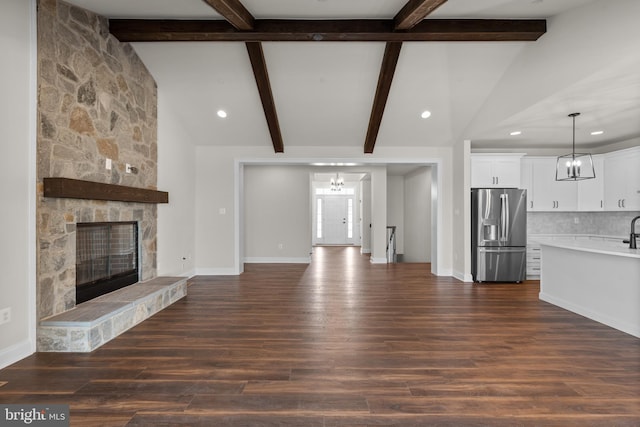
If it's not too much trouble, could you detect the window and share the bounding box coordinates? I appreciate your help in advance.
[347,198,353,239]
[315,188,355,195]
[316,198,322,239]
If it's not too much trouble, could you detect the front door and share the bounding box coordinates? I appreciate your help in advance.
[317,196,355,245]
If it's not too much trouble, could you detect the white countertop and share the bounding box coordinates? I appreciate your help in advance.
[539,239,640,259]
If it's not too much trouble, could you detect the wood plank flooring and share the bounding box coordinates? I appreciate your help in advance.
[1,246,639,426]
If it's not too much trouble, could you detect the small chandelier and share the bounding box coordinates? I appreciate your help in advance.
[555,112,596,181]
[330,173,344,191]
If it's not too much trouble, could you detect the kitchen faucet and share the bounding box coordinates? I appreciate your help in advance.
[629,215,640,249]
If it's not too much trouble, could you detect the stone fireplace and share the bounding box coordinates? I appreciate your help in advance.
[36,0,160,350]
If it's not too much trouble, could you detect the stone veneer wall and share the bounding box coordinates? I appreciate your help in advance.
[36,0,158,325]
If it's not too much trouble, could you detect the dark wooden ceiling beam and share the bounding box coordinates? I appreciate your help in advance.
[201,1,286,154]
[109,19,546,42]
[201,0,255,30]
[363,0,447,153]
[394,0,448,30]
[364,42,402,154]
[246,42,284,153]
[109,13,546,155]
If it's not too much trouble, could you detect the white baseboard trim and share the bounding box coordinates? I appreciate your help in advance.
[539,292,640,339]
[360,247,371,254]
[195,267,241,276]
[159,269,196,279]
[0,339,34,370]
[244,257,311,264]
[434,268,453,277]
[369,257,388,264]
[453,270,473,282]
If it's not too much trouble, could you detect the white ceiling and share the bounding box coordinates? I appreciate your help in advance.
[64,0,640,154]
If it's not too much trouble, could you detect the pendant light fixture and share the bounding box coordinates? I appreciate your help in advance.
[555,112,596,181]
[330,173,344,191]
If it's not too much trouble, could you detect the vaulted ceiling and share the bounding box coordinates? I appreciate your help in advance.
[65,0,640,153]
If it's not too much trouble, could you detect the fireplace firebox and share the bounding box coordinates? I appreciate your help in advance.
[76,221,139,304]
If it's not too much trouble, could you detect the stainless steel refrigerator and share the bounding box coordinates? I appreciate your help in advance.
[471,188,527,282]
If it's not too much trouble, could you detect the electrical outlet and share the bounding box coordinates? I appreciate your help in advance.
[278,243,284,250]
[126,163,132,173]
[105,158,112,170]
[0,307,10,325]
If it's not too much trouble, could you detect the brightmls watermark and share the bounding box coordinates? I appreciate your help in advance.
[0,405,69,426]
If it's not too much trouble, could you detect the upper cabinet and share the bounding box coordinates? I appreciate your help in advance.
[576,155,604,211]
[471,154,524,188]
[527,157,577,211]
[481,148,638,212]
[604,147,640,211]
[524,156,604,212]
[520,158,534,210]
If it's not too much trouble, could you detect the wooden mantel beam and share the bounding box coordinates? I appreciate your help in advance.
[43,178,169,204]
[109,19,547,43]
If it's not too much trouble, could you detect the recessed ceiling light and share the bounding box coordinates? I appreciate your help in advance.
[217,110,227,118]
[420,110,431,119]
[590,130,604,136]
[510,131,522,136]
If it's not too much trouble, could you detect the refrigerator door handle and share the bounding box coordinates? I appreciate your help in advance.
[479,247,525,253]
[500,193,509,243]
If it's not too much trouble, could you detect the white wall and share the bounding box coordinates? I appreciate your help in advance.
[157,95,196,277]
[452,140,472,282]
[370,166,388,263]
[403,167,432,262]
[0,0,36,368]
[244,165,312,262]
[360,178,371,253]
[387,175,405,254]
[431,149,454,276]
[194,146,244,274]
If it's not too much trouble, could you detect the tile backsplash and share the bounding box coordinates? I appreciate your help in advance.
[528,211,640,237]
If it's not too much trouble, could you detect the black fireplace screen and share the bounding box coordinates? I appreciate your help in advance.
[76,221,139,304]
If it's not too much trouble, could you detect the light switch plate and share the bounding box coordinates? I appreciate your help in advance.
[0,307,10,325]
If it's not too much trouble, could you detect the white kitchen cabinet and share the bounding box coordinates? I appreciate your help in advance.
[471,154,523,188]
[528,157,577,211]
[577,155,604,211]
[604,147,640,211]
[520,158,534,210]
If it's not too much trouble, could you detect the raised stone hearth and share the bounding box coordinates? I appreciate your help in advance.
[38,277,187,352]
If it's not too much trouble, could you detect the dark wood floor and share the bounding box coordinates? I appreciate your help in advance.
[1,246,639,426]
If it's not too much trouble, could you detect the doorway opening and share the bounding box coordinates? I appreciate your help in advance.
[237,159,441,275]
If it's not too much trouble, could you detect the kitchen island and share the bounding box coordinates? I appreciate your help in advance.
[539,239,640,338]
